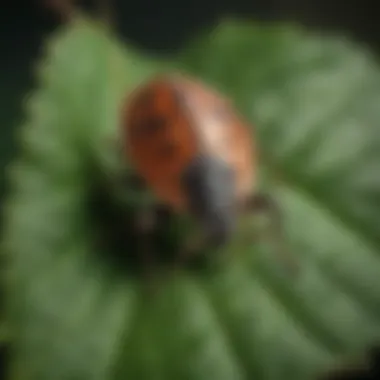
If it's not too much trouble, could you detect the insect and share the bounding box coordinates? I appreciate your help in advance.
[120,72,297,275]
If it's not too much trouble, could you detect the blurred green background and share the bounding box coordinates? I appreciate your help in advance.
[1,1,380,379]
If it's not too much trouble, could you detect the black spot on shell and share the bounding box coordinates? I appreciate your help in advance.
[133,115,168,138]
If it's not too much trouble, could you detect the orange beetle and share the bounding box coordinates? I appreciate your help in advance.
[121,73,296,271]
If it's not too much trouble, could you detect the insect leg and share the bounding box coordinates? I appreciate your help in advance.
[134,206,156,283]
[242,193,299,275]
[134,203,172,294]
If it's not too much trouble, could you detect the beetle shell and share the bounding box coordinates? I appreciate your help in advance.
[121,73,256,212]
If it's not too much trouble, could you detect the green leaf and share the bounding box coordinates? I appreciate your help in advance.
[3,15,380,380]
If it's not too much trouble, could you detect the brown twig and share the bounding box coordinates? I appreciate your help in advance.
[43,0,76,22]
[96,0,115,31]
[43,0,115,29]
